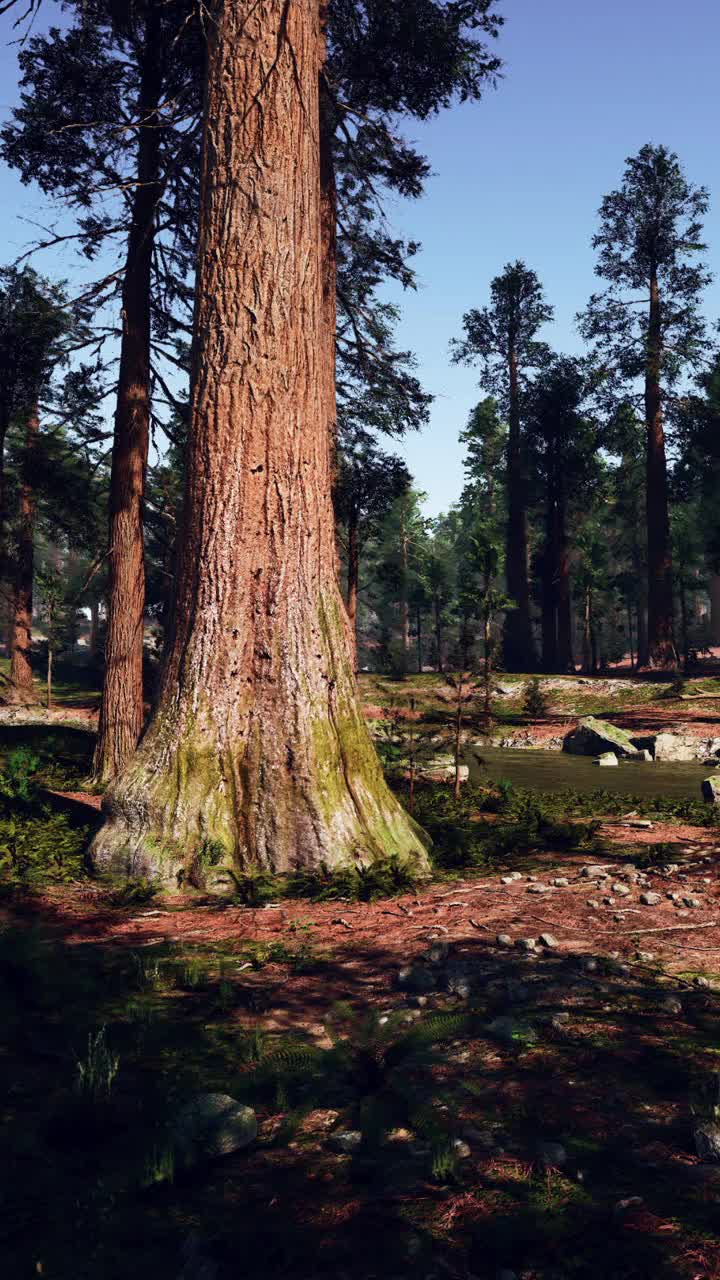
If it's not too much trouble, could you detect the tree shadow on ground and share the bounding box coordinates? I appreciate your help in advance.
[3,896,720,1280]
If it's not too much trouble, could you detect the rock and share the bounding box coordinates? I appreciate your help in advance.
[659,995,683,1015]
[635,951,656,962]
[538,933,559,949]
[397,965,436,993]
[552,877,570,887]
[423,941,450,964]
[694,976,710,988]
[171,1094,257,1165]
[418,759,470,784]
[581,865,610,878]
[684,897,702,909]
[586,899,599,909]
[496,934,513,947]
[527,884,550,895]
[694,1122,720,1162]
[653,732,700,762]
[702,776,720,805]
[515,937,537,952]
[577,956,598,973]
[550,1011,570,1029]
[453,1138,472,1159]
[328,1129,363,1155]
[640,892,662,906]
[501,876,516,885]
[536,1140,567,1168]
[593,752,619,767]
[563,717,640,758]
[611,883,631,897]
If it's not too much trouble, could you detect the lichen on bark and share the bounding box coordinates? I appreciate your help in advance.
[90,0,428,885]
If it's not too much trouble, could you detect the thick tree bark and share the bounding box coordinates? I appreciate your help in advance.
[6,407,39,704]
[645,269,677,667]
[346,506,359,664]
[416,604,423,673]
[91,0,428,883]
[433,595,443,674]
[89,599,100,660]
[503,341,534,670]
[541,476,558,672]
[93,7,162,781]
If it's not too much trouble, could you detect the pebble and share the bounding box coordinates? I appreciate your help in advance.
[453,1139,472,1159]
[684,897,702,909]
[515,937,537,952]
[612,883,631,896]
[552,877,570,887]
[640,892,661,906]
[538,933,559,949]
[496,934,513,947]
[527,884,550,894]
[550,1012,570,1029]
[635,951,656,962]
[586,899,599,909]
[694,976,710,988]
[659,995,683,1016]
[602,896,615,906]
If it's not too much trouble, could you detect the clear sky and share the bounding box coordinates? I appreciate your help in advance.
[1,0,719,514]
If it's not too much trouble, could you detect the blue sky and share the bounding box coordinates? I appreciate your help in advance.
[1,0,719,514]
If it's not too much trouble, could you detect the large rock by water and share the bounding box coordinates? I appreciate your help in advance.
[563,717,639,758]
[702,776,720,805]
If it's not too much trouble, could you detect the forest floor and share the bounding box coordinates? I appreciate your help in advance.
[3,671,720,1277]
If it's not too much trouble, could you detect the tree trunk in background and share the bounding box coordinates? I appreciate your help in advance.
[541,478,558,672]
[416,605,423,673]
[7,407,39,703]
[556,489,574,672]
[346,506,359,664]
[91,0,428,883]
[93,6,162,781]
[503,342,534,670]
[710,573,720,646]
[89,599,100,660]
[434,595,444,673]
[645,269,677,667]
[626,603,635,671]
[582,586,593,674]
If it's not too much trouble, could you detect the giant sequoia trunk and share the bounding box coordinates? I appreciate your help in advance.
[91,0,427,883]
[6,408,39,703]
[346,505,360,663]
[503,343,535,670]
[92,8,162,781]
[556,491,574,672]
[645,269,677,667]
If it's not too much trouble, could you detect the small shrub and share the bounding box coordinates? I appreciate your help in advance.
[523,677,549,719]
[0,810,89,885]
[214,866,277,906]
[109,876,159,907]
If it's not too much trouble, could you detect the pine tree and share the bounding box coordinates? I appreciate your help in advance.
[452,262,553,671]
[579,144,711,668]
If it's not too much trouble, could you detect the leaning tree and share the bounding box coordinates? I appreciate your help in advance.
[90,0,432,882]
[579,144,711,668]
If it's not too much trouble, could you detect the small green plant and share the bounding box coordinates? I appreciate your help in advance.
[0,810,89,885]
[214,866,276,906]
[141,1143,176,1187]
[523,677,549,719]
[0,747,40,805]
[75,1026,120,1101]
[179,955,208,990]
[109,876,159,907]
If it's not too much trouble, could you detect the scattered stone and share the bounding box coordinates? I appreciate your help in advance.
[496,934,513,947]
[171,1094,257,1166]
[423,941,450,964]
[586,899,599,909]
[397,965,436,993]
[694,976,711,988]
[550,1012,571,1029]
[635,951,656,962]
[501,876,516,885]
[694,1122,720,1162]
[653,732,700,762]
[552,877,570,887]
[593,752,619,767]
[453,1138,472,1159]
[614,1196,644,1215]
[659,995,683,1016]
[602,896,616,906]
[536,1140,567,1169]
[328,1129,363,1155]
[581,865,609,878]
[627,819,653,830]
[515,937,537,952]
[640,892,662,906]
[527,884,550,894]
[611,883,631,897]
[684,897,702,909]
[538,933,559,949]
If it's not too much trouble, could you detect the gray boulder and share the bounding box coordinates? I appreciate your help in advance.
[563,717,639,758]
[652,732,699,762]
[703,776,720,805]
[694,1122,720,1162]
[593,751,619,767]
[171,1093,257,1165]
